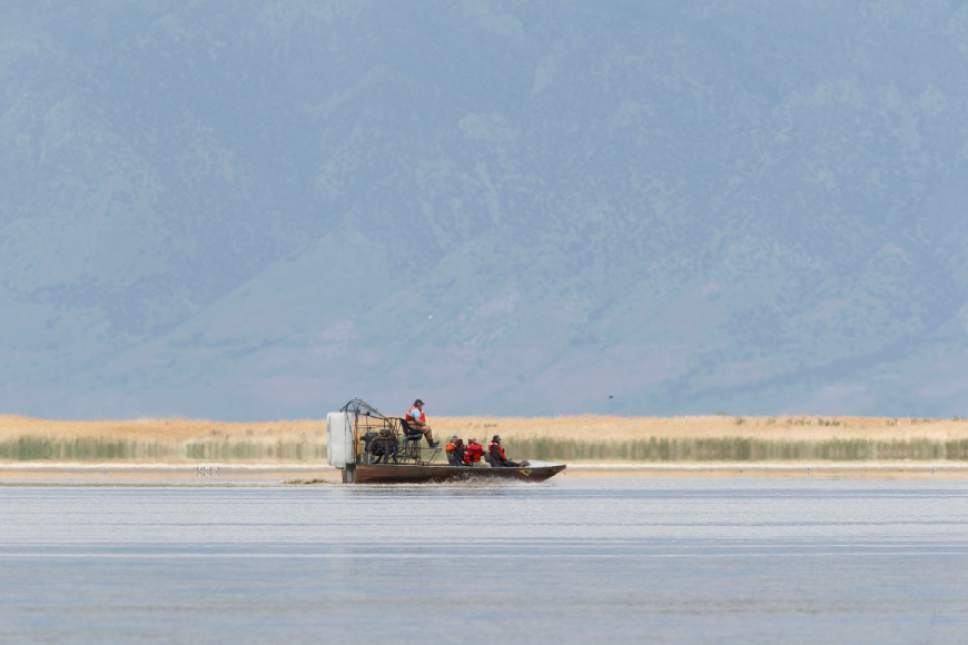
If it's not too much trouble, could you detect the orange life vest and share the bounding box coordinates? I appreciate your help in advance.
[445,441,457,454]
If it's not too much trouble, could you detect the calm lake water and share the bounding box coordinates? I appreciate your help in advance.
[2,477,968,644]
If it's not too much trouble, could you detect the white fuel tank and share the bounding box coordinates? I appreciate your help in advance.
[326,412,356,468]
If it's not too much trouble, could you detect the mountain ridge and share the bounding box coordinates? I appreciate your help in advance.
[3,1,968,418]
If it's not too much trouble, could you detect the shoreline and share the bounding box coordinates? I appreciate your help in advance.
[2,461,968,484]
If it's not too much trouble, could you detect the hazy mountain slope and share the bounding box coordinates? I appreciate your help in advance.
[2,1,968,418]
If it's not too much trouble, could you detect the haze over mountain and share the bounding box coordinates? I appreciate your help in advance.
[3,1,968,419]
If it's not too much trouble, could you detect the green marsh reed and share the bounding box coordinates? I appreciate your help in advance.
[5,435,968,463]
[506,437,968,462]
[0,437,327,462]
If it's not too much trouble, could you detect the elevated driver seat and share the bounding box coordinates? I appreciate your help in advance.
[397,417,425,463]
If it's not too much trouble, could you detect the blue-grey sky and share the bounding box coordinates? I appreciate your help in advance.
[2,1,968,419]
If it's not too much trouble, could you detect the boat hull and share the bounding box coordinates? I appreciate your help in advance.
[351,463,566,484]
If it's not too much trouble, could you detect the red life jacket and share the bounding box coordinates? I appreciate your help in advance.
[409,407,427,425]
[464,441,484,464]
[489,442,507,461]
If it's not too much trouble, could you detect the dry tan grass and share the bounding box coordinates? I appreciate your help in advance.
[3,414,967,444]
[0,415,323,443]
[433,415,968,442]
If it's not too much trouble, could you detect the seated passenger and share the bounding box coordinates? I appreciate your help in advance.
[487,435,523,467]
[463,438,484,465]
[445,436,466,466]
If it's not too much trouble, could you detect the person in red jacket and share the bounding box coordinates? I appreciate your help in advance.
[487,435,524,467]
[463,438,484,465]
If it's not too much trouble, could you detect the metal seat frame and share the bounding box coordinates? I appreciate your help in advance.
[397,418,426,464]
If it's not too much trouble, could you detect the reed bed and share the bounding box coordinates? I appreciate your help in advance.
[0,437,327,462]
[502,437,968,462]
[434,415,968,442]
[3,414,968,462]
[5,435,968,463]
[439,415,968,462]
[0,415,326,462]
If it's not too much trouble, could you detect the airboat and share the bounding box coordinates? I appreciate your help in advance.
[326,399,566,484]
